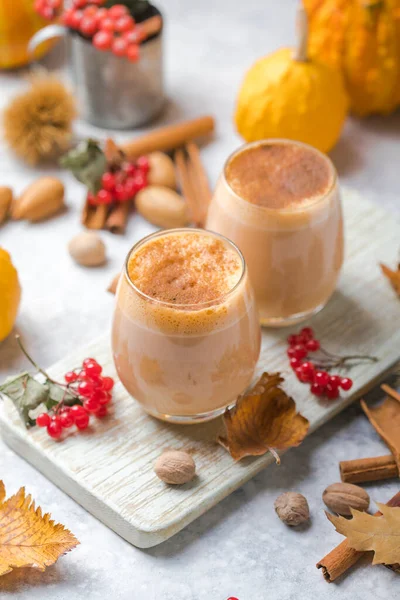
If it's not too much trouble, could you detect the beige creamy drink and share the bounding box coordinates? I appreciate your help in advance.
[112,229,261,423]
[206,140,344,326]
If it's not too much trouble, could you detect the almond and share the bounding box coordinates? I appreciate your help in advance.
[147,152,176,189]
[12,177,65,222]
[136,185,189,229]
[322,482,370,516]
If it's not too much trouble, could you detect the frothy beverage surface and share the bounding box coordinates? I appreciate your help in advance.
[226,142,334,209]
[127,231,242,305]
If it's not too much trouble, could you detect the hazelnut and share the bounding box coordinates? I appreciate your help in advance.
[154,450,196,485]
[322,482,370,516]
[274,491,310,526]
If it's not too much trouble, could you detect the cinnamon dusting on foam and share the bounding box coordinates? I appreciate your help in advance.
[128,231,242,305]
[226,143,334,210]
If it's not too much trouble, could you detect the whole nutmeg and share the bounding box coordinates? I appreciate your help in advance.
[154,450,196,485]
[274,492,310,527]
[322,482,370,516]
[68,232,106,267]
[147,151,177,189]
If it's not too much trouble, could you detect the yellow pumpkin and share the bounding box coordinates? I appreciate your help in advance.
[235,9,349,153]
[0,248,21,342]
[304,0,400,116]
[0,0,55,70]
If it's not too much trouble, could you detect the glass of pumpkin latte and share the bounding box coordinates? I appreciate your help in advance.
[206,139,344,326]
[112,228,261,423]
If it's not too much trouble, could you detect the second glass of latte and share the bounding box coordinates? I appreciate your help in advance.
[207,139,344,326]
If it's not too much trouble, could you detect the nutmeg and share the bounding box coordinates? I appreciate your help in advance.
[274,491,310,526]
[154,450,196,485]
[322,482,370,516]
[68,232,106,267]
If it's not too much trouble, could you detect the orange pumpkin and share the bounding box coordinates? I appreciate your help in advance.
[304,0,400,116]
[0,0,56,69]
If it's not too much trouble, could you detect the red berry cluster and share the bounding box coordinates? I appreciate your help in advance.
[88,155,149,206]
[62,2,145,61]
[287,328,353,400]
[34,0,62,21]
[36,358,115,439]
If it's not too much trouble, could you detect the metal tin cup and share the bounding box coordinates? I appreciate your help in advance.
[29,20,165,129]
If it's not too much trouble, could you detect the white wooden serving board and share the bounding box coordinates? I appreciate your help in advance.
[1,189,400,548]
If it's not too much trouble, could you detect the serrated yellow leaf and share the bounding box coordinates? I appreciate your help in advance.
[0,480,79,577]
[327,503,400,565]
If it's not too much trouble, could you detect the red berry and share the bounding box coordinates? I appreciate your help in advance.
[289,357,301,370]
[114,182,130,202]
[94,7,107,24]
[70,9,83,28]
[306,339,320,352]
[340,377,353,391]
[93,29,113,50]
[108,4,128,18]
[96,189,113,205]
[102,376,114,391]
[301,327,314,339]
[126,43,140,62]
[295,367,309,383]
[78,380,95,397]
[311,383,325,396]
[325,383,340,399]
[314,371,329,387]
[83,397,101,413]
[83,358,97,367]
[91,389,108,404]
[100,17,115,31]
[65,371,78,383]
[291,344,307,360]
[112,37,127,57]
[101,172,116,191]
[122,28,144,44]
[47,420,62,439]
[123,162,136,176]
[73,0,87,7]
[115,15,134,32]
[42,6,54,19]
[96,405,108,418]
[60,410,75,428]
[328,375,341,389]
[70,404,86,417]
[75,412,90,430]
[85,361,102,378]
[287,334,297,346]
[137,155,150,173]
[123,178,139,198]
[132,172,147,191]
[87,191,97,206]
[300,361,315,382]
[83,4,98,16]
[36,412,51,427]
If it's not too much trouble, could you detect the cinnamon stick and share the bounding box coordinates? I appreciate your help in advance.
[316,491,400,582]
[174,148,202,226]
[82,200,108,230]
[381,383,400,404]
[340,455,398,484]
[186,141,211,225]
[140,15,162,39]
[105,202,130,234]
[120,116,215,159]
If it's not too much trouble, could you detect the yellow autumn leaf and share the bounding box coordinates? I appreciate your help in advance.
[0,480,79,577]
[327,503,400,566]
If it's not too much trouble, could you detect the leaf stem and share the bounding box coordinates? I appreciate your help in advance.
[15,335,52,381]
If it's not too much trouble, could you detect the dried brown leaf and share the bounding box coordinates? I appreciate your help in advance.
[326,503,400,565]
[361,396,400,471]
[217,372,309,461]
[0,480,79,577]
[380,263,400,297]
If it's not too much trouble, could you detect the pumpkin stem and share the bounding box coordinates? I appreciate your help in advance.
[293,4,308,62]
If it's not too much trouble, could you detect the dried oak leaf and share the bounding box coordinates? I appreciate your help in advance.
[0,480,79,577]
[326,504,400,566]
[380,263,400,297]
[217,372,309,461]
[361,396,400,472]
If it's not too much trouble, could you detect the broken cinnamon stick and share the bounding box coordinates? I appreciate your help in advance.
[174,148,202,226]
[340,455,398,484]
[316,491,400,582]
[82,200,108,230]
[381,383,400,404]
[107,272,120,295]
[121,116,215,159]
[105,202,130,234]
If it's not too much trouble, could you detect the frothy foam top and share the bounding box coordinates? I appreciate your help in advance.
[226,142,334,210]
[127,230,243,306]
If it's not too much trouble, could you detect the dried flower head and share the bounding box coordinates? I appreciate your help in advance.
[3,74,76,165]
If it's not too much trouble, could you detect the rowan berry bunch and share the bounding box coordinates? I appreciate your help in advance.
[287,327,377,400]
[35,1,145,62]
[36,357,115,439]
[88,155,149,206]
